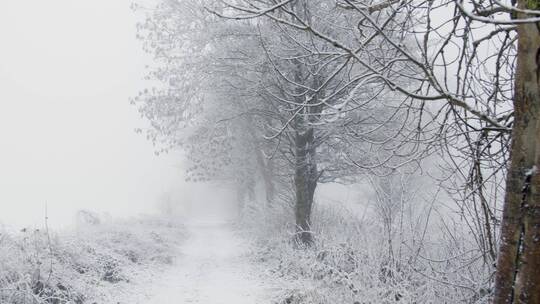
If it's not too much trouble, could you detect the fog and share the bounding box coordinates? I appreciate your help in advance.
[0,0,186,229]
[0,1,526,303]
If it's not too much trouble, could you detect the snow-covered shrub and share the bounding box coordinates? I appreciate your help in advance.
[241,196,492,304]
[0,215,185,304]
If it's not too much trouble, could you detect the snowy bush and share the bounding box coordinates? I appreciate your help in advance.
[241,197,492,304]
[0,214,185,304]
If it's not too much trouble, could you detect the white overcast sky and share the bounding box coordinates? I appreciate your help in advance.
[0,0,187,228]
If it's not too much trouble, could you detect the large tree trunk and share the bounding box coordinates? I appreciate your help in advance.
[294,126,318,246]
[290,0,319,246]
[493,5,540,303]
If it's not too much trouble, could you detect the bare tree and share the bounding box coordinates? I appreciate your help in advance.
[212,0,540,301]
[212,0,430,246]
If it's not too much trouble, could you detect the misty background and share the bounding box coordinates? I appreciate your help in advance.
[0,0,528,303]
[0,0,188,228]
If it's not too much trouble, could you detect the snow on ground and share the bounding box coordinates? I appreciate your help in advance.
[144,216,275,304]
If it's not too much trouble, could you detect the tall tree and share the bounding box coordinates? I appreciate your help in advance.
[492,1,540,302]
[214,0,426,246]
[134,0,274,208]
[213,0,540,300]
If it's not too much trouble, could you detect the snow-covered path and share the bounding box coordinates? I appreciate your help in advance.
[145,218,272,304]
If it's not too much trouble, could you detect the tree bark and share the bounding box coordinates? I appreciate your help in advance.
[290,0,319,247]
[493,5,540,302]
[294,126,318,246]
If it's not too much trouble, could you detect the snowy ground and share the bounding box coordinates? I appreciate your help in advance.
[144,216,275,304]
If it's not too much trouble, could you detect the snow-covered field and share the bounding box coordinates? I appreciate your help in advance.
[0,214,186,304]
[0,195,283,304]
